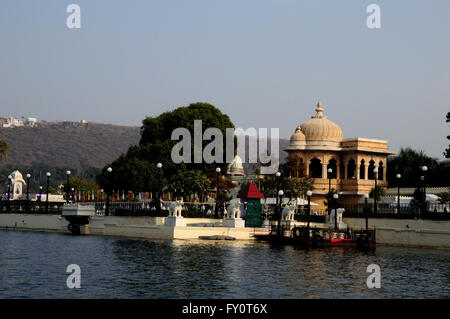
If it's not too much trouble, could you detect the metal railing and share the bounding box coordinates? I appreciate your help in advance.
[81,201,220,218]
[0,200,64,215]
[341,203,450,220]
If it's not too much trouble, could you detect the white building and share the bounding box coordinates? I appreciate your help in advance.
[2,117,38,128]
[3,117,24,128]
[25,117,37,127]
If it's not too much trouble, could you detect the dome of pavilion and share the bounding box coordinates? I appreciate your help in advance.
[227,155,245,176]
[289,125,306,148]
[300,102,343,147]
[10,170,24,182]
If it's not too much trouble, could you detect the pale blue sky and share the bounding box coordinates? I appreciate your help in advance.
[0,0,449,159]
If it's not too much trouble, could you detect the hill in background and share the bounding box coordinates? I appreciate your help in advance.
[0,121,290,180]
[0,121,141,170]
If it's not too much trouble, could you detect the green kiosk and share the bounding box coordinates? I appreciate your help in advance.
[240,182,264,227]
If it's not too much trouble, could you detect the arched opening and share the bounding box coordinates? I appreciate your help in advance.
[347,159,356,179]
[368,160,376,180]
[287,156,305,178]
[327,159,337,179]
[378,161,384,180]
[309,158,322,178]
[360,159,366,179]
[340,162,345,179]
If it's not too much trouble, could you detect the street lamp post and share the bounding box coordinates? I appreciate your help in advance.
[45,172,51,213]
[105,167,112,216]
[396,174,401,213]
[215,167,221,218]
[66,170,71,204]
[277,189,284,236]
[71,188,75,202]
[38,186,43,211]
[373,168,378,214]
[7,175,12,214]
[421,166,428,215]
[327,168,332,216]
[363,193,369,230]
[333,193,339,230]
[306,190,312,229]
[26,174,31,213]
[156,163,163,214]
[275,171,281,219]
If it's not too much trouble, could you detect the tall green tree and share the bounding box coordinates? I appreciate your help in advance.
[139,102,235,175]
[96,154,159,194]
[98,102,236,197]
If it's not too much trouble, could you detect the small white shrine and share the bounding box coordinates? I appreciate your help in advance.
[9,170,26,200]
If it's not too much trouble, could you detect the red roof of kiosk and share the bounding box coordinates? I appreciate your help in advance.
[240,182,264,199]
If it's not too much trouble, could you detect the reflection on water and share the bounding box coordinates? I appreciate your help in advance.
[0,230,449,298]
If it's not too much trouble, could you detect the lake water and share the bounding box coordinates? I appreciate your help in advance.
[0,230,449,298]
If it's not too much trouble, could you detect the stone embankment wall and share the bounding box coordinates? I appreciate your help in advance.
[344,217,450,248]
[1,213,448,248]
[0,213,69,232]
[0,214,262,240]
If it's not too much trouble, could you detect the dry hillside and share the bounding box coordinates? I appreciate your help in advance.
[0,121,140,169]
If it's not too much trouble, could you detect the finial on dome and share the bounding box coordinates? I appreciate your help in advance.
[314,101,324,118]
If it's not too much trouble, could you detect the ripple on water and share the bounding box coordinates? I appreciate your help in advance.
[0,231,449,298]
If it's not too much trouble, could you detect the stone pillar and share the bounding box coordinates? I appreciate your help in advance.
[322,164,327,179]
[364,164,368,180]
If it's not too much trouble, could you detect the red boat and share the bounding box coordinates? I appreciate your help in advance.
[254,225,376,250]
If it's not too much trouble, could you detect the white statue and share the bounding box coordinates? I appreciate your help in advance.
[223,201,245,228]
[226,202,241,219]
[327,208,347,229]
[281,204,296,221]
[168,200,183,217]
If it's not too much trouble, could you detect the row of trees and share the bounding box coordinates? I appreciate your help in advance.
[387,148,450,187]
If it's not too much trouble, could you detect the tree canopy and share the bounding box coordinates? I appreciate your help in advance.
[139,102,235,174]
[387,147,450,187]
[98,102,236,199]
[63,175,100,194]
